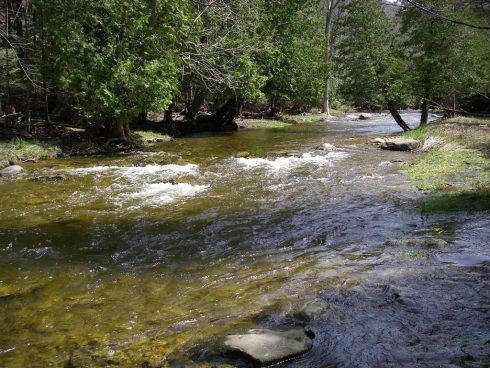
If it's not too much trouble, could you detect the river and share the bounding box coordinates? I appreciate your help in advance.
[1,113,489,367]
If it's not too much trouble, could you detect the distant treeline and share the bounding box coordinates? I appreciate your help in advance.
[1,0,489,138]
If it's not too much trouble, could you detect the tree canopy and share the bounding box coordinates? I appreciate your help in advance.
[1,0,489,137]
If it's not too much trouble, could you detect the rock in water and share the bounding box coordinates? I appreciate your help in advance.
[30,175,66,182]
[236,151,251,158]
[380,138,420,151]
[221,328,313,365]
[0,165,23,177]
[370,137,386,145]
[315,143,337,151]
[359,114,371,120]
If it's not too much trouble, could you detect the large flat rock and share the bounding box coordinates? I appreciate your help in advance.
[380,138,420,151]
[0,165,23,177]
[222,328,313,365]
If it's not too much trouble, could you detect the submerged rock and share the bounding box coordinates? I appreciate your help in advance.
[384,238,448,248]
[236,151,251,158]
[221,328,313,366]
[380,138,420,151]
[0,165,23,177]
[30,175,66,182]
[294,299,329,321]
[315,143,337,152]
[370,137,386,145]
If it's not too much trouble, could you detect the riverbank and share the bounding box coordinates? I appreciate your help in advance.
[0,113,323,167]
[400,116,490,213]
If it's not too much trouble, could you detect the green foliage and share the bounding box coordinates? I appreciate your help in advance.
[35,0,191,124]
[334,0,413,110]
[400,0,490,106]
[259,0,326,108]
[0,138,61,162]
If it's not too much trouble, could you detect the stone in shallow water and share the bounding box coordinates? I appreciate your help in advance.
[384,238,448,248]
[0,165,23,177]
[315,143,337,151]
[236,151,251,158]
[380,138,420,151]
[221,328,313,365]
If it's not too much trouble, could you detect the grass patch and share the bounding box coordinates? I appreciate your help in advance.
[401,116,490,213]
[282,113,327,123]
[134,131,172,143]
[246,120,292,129]
[0,137,61,163]
[402,124,431,140]
[404,149,490,191]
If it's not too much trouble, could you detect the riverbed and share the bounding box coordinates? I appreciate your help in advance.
[1,113,489,367]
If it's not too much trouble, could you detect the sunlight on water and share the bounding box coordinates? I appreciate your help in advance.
[1,114,488,367]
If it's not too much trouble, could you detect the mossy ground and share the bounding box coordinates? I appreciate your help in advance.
[134,130,172,144]
[402,116,490,213]
[0,137,61,164]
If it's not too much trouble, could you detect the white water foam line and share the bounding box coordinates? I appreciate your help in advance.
[126,182,209,206]
[68,164,207,207]
[70,164,200,179]
[235,152,349,173]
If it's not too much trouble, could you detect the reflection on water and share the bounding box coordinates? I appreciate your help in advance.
[0,113,488,367]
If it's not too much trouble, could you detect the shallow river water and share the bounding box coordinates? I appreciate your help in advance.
[0,114,489,367]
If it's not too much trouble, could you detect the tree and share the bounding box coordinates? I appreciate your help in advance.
[335,0,413,130]
[34,0,192,140]
[400,0,490,122]
[180,0,267,127]
[259,0,326,115]
[321,0,342,117]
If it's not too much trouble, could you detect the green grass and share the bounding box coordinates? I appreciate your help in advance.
[246,120,292,128]
[0,137,61,164]
[401,116,490,213]
[134,131,172,143]
[404,149,490,191]
[402,124,431,140]
[282,113,327,123]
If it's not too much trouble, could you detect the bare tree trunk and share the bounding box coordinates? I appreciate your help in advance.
[43,82,51,127]
[420,98,428,126]
[197,98,242,131]
[186,91,206,120]
[321,0,341,117]
[4,0,11,119]
[150,0,157,32]
[165,102,174,124]
[107,118,130,141]
[388,103,411,131]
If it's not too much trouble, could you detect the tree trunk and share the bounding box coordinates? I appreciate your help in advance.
[4,0,11,117]
[322,85,331,117]
[420,98,428,126]
[197,98,242,131]
[388,103,411,131]
[186,91,206,120]
[321,0,341,116]
[165,102,174,124]
[111,120,126,140]
[106,118,131,142]
[150,0,157,32]
[44,83,51,127]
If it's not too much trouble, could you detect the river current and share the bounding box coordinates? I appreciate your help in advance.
[0,113,489,367]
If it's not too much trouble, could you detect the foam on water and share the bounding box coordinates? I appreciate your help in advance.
[235,152,348,173]
[126,182,209,206]
[70,164,199,179]
[67,164,206,208]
